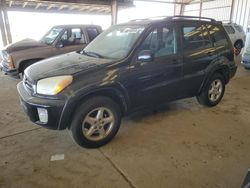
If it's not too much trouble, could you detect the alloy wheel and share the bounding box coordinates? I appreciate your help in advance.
[82,107,115,141]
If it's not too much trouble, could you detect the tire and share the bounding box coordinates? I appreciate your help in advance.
[197,73,225,107]
[234,41,242,56]
[70,96,121,148]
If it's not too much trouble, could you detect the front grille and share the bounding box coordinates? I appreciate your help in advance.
[24,75,35,93]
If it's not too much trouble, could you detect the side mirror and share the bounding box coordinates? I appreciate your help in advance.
[137,50,154,63]
[56,41,64,48]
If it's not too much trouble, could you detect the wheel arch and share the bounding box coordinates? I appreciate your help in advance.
[199,66,230,94]
[18,58,44,73]
[78,87,129,115]
[63,85,130,130]
[234,39,244,48]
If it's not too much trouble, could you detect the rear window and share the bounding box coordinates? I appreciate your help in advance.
[234,25,243,32]
[206,24,228,46]
[181,24,211,52]
[224,25,235,34]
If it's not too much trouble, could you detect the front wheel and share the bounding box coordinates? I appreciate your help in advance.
[70,96,121,148]
[197,73,225,107]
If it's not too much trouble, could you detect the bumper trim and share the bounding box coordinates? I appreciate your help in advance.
[17,82,68,130]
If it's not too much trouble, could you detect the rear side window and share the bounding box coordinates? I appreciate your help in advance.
[181,24,211,52]
[206,24,228,46]
[87,28,100,42]
[224,26,235,34]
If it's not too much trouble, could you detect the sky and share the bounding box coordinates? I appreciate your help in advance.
[0,1,174,48]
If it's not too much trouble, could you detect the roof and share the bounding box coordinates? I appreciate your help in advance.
[117,16,218,27]
[52,24,102,28]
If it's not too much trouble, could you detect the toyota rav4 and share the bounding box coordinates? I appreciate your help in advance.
[17,16,237,148]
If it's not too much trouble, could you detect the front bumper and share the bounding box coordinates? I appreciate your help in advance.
[17,82,71,130]
[1,64,20,78]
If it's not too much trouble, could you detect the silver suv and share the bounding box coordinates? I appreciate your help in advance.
[223,23,246,55]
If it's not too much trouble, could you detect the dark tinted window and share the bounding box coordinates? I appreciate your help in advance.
[87,28,100,42]
[224,25,235,34]
[182,24,211,51]
[140,25,177,57]
[206,24,228,46]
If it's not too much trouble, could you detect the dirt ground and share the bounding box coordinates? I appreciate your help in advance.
[0,61,250,188]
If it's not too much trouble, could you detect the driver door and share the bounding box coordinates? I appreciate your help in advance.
[127,23,183,109]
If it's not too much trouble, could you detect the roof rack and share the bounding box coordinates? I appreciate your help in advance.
[130,15,216,22]
[130,16,167,22]
[165,16,216,22]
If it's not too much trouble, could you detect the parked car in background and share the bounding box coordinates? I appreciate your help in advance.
[241,46,250,69]
[17,16,237,148]
[0,24,102,78]
[223,23,246,55]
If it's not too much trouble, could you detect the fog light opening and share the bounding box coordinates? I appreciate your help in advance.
[37,108,48,123]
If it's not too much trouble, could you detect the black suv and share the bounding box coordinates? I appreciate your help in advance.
[17,16,237,148]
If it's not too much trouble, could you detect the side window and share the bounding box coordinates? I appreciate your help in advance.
[139,25,177,58]
[224,26,235,34]
[87,28,100,42]
[206,24,228,46]
[72,28,86,44]
[182,24,211,52]
[60,28,85,46]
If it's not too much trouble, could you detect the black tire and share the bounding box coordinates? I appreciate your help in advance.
[234,41,242,56]
[197,73,225,107]
[70,96,121,148]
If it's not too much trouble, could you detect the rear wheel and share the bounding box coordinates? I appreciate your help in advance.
[197,73,225,107]
[234,41,243,56]
[70,96,121,148]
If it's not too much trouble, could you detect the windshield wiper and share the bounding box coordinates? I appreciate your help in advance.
[81,50,104,58]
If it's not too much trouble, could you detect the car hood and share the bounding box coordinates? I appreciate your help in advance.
[25,52,113,81]
[4,38,47,53]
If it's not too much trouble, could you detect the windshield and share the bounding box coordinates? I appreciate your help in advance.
[41,27,63,45]
[83,25,145,59]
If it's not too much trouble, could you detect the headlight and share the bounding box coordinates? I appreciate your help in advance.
[1,51,14,69]
[6,54,14,69]
[36,75,73,95]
